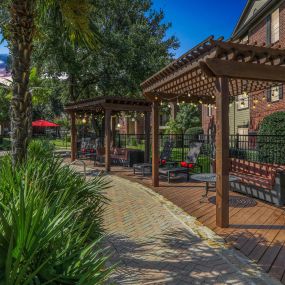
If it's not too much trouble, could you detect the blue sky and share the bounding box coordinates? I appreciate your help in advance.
[0,0,247,57]
[153,0,247,56]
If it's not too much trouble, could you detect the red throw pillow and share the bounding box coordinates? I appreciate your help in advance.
[161,159,167,165]
[82,148,86,153]
[180,162,194,168]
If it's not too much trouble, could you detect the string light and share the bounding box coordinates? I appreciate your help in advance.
[267,103,271,108]
[199,100,203,104]
[160,101,163,106]
[253,98,258,104]
[182,100,185,104]
[155,96,158,100]
[168,104,171,108]
[262,94,266,101]
[117,123,121,128]
[188,93,191,97]
[82,118,87,124]
[201,75,206,80]
[253,104,256,109]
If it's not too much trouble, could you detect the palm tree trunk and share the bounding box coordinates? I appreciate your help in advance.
[9,0,34,165]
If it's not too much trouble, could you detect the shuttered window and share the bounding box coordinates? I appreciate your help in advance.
[266,85,283,102]
[237,94,249,110]
[271,9,280,43]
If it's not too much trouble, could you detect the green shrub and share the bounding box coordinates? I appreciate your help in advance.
[0,141,112,284]
[257,111,285,164]
[185,127,204,138]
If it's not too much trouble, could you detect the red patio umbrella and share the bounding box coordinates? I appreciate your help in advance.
[32,120,59,127]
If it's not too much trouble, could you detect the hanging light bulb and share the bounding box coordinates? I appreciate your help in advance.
[267,103,271,108]
[214,106,217,110]
[131,117,135,122]
[117,123,121,128]
[82,118,87,124]
[254,98,258,104]
[253,104,256,109]
[177,102,180,106]
[168,104,171,108]
[188,93,191,97]
[182,100,185,104]
[211,95,215,99]
[201,75,206,80]
[199,100,203,104]
[160,101,163,106]
[262,94,266,101]
[155,96,158,100]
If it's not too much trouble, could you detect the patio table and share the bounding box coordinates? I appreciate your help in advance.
[191,173,240,198]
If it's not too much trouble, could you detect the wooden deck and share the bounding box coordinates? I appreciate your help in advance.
[81,160,285,283]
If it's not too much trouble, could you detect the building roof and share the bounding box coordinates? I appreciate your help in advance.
[232,0,280,39]
[141,36,285,104]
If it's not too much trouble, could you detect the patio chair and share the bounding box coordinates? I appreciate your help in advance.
[159,142,203,183]
[133,141,174,176]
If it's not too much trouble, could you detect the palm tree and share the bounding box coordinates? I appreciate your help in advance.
[1,0,100,165]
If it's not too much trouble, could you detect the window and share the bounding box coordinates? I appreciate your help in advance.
[207,105,212,117]
[237,93,249,110]
[267,85,283,102]
[268,9,280,44]
[241,35,249,44]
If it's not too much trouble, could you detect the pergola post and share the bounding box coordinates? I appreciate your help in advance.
[215,77,230,228]
[70,111,77,162]
[144,111,151,163]
[111,116,116,147]
[105,109,111,172]
[152,102,159,187]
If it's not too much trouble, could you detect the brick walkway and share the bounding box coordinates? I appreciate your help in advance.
[103,175,280,285]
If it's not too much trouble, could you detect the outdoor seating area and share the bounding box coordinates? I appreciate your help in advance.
[229,158,285,206]
[68,158,285,283]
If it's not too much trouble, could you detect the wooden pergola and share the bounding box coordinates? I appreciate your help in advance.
[141,36,285,228]
[65,97,152,171]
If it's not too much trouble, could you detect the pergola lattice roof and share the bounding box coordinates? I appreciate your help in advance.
[141,36,285,104]
[65,96,152,115]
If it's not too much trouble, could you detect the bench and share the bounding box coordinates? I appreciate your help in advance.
[229,158,285,206]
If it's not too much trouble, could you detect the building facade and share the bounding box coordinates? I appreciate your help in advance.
[202,0,285,135]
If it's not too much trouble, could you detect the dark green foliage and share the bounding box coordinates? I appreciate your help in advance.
[185,127,204,138]
[0,141,112,284]
[257,111,285,164]
[165,104,200,134]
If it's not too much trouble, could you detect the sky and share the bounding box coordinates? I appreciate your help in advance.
[0,0,248,57]
[152,0,248,57]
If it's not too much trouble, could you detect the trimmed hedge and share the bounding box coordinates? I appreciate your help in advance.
[185,127,204,138]
[257,111,285,164]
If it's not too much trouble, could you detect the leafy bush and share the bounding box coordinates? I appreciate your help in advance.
[185,127,204,138]
[257,111,285,164]
[0,141,112,284]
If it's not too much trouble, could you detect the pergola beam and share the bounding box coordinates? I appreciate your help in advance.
[206,58,285,83]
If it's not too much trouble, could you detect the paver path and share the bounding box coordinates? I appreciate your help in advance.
[104,175,280,285]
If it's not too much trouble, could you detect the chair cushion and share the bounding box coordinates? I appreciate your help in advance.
[180,162,194,168]
[230,171,274,190]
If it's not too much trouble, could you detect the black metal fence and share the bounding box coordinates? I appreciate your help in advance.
[229,134,285,165]
[114,133,213,172]
[114,133,285,170]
